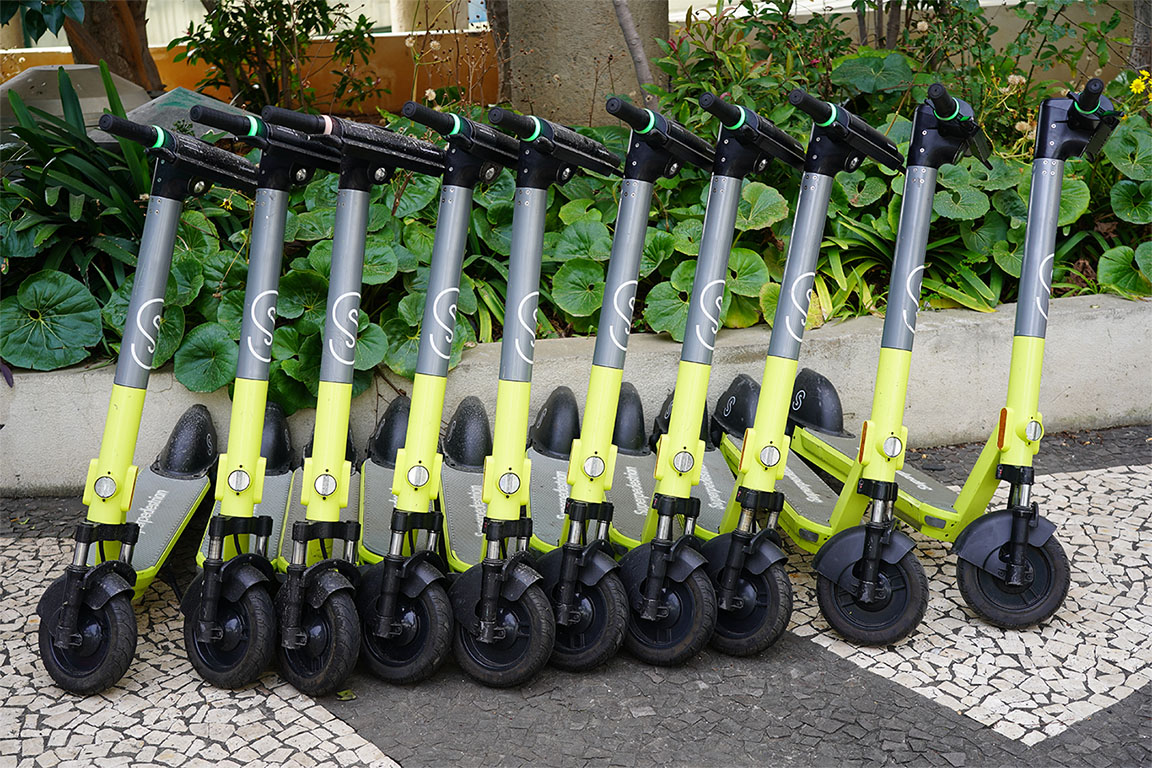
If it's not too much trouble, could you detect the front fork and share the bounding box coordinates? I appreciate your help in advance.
[280,519,360,648]
[56,522,140,647]
[717,487,783,611]
[639,494,700,621]
[371,508,443,637]
[554,498,613,625]
[475,516,534,643]
[856,479,898,604]
[196,514,273,641]
[1002,464,1039,587]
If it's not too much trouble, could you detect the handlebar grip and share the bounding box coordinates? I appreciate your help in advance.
[927,83,959,120]
[698,92,743,127]
[787,89,834,125]
[260,106,328,134]
[401,101,457,136]
[189,105,258,137]
[98,114,159,147]
[488,107,537,140]
[605,97,652,132]
[1076,78,1105,114]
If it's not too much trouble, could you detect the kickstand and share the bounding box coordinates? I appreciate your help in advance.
[157,564,185,602]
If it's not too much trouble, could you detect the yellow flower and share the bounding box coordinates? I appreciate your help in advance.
[1141,69,1150,77]
[222,197,233,211]
[1132,78,1147,95]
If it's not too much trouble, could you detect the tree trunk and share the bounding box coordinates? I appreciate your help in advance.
[856,6,868,44]
[64,1,164,93]
[488,0,511,102]
[611,0,656,107]
[874,2,884,48]
[885,1,901,50]
[1132,0,1152,71]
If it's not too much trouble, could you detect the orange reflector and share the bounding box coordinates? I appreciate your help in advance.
[857,422,868,462]
[997,408,1008,449]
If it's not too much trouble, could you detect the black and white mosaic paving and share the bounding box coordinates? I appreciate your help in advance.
[788,463,1152,746]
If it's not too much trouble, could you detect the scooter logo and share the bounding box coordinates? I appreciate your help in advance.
[247,289,278,363]
[514,291,540,366]
[698,464,725,510]
[134,489,169,527]
[624,465,648,515]
[902,265,926,336]
[130,298,164,371]
[785,271,815,344]
[1035,252,1054,320]
[783,465,823,503]
[896,469,933,492]
[552,470,568,520]
[430,287,460,360]
[722,395,735,417]
[792,389,806,412]
[609,280,639,352]
[328,291,361,366]
[693,279,725,351]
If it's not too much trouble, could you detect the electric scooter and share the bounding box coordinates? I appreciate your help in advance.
[260,106,445,694]
[617,92,805,666]
[179,105,341,688]
[356,102,520,684]
[36,115,258,694]
[781,80,1119,631]
[438,108,621,686]
[714,84,994,645]
[700,88,905,656]
[524,98,716,671]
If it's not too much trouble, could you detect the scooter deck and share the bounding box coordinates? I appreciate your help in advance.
[525,447,571,549]
[718,434,837,529]
[101,466,211,598]
[274,467,362,565]
[196,470,295,566]
[606,451,658,543]
[695,447,735,533]
[799,428,961,514]
[440,464,487,568]
[358,459,399,558]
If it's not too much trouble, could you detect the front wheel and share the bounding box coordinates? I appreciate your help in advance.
[710,562,793,657]
[39,586,137,695]
[625,568,717,667]
[551,571,628,672]
[182,574,276,689]
[957,536,1070,629]
[816,551,928,646]
[454,583,555,688]
[361,582,453,684]
[278,590,360,697]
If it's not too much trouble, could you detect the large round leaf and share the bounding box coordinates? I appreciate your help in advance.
[672,219,704,255]
[385,173,441,219]
[174,322,239,392]
[174,210,220,262]
[268,361,315,415]
[354,322,388,371]
[303,172,339,210]
[474,168,515,209]
[836,170,886,208]
[1098,244,1152,296]
[642,280,690,341]
[722,292,760,328]
[552,258,605,317]
[216,290,246,340]
[294,207,336,241]
[559,198,602,225]
[641,227,675,277]
[554,220,612,262]
[363,240,399,285]
[830,52,913,93]
[151,305,184,368]
[936,164,972,190]
[404,221,436,263]
[960,211,1008,255]
[933,186,989,220]
[736,182,788,230]
[1103,116,1152,181]
[169,257,204,308]
[670,259,696,292]
[1016,174,1090,227]
[965,155,1025,191]
[1110,179,1152,224]
[727,247,769,297]
[0,270,101,370]
[278,270,330,336]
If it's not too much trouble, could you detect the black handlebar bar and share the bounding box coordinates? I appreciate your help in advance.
[402,101,519,169]
[99,113,159,147]
[604,97,648,130]
[260,106,327,134]
[788,88,903,171]
[605,97,714,171]
[1076,77,1105,114]
[490,107,622,177]
[700,91,805,170]
[698,91,744,127]
[927,83,959,120]
[401,101,457,136]
[787,89,833,125]
[189,105,258,138]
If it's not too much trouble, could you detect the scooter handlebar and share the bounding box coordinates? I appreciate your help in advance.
[927,83,959,120]
[787,89,834,125]
[189,105,258,138]
[98,114,159,147]
[789,88,903,171]
[1076,77,1105,114]
[491,108,622,177]
[488,107,537,139]
[260,106,328,134]
[401,101,457,136]
[605,97,650,131]
[698,91,743,127]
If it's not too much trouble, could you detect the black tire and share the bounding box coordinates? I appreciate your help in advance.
[816,550,928,646]
[625,567,717,667]
[182,574,276,689]
[361,582,453,684]
[957,535,1070,629]
[551,571,628,672]
[710,561,793,657]
[278,590,360,697]
[39,590,137,695]
[454,583,555,688]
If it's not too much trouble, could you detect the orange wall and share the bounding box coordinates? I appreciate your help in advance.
[1,30,500,115]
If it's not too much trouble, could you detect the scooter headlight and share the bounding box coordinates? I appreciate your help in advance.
[407,465,430,488]
[314,473,337,497]
[93,476,117,499]
[759,445,781,468]
[498,472,521,496]
[227,469,251,493]
[672,451,695,473]
[882,436,903,459]
[1025,420,1043,442]
[583,456,605,479]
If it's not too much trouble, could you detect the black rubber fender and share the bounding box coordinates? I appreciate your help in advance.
[701,531,786,581]
[38,559,138,618]
[617,539,709,601]
[303,560,360,609]
[812,524,916,589]
[534,544,618,592]
[952,510,1056,577]
[448,560,544,621]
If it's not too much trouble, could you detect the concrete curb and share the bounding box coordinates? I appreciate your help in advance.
[2,294,1149,495]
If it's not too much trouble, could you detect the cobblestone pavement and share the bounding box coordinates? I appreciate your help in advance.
[2,425,1149,768]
